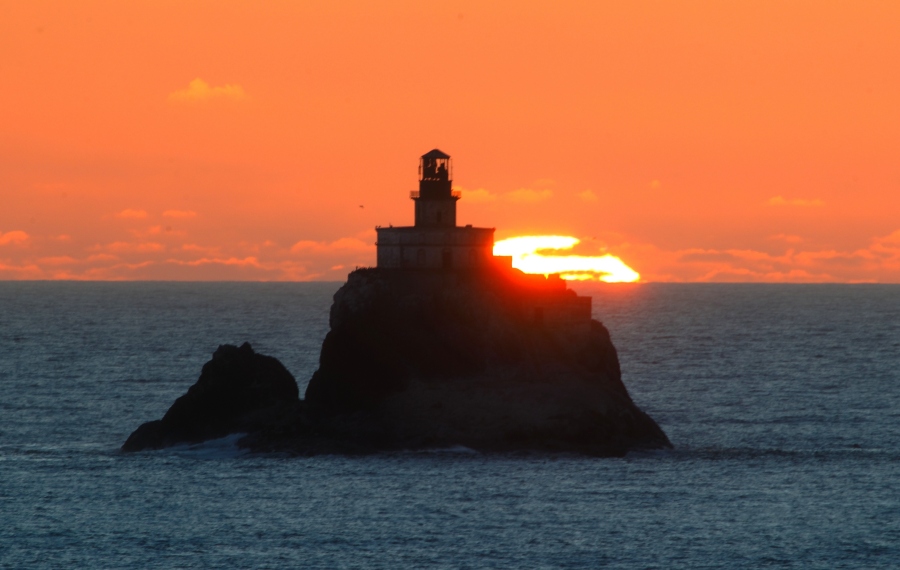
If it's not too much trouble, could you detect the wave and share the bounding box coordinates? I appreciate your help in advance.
[159,433,251,459]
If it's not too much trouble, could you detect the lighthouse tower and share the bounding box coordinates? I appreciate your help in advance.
[413,149,458,227]
[376,150,495,269]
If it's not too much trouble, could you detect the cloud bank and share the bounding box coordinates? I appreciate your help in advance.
[2,218,899,282]
[614,228,900,282]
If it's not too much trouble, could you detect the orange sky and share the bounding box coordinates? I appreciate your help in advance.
[2,1,899,281]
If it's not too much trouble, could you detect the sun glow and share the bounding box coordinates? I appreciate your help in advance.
[493,236,640,283]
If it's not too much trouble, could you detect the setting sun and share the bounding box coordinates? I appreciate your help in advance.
[493,236,640,283]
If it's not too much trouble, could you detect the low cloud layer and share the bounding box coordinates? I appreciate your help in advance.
[168,79,247,103]
[0,220,376,280]
[290,237,372,255]
[612,229,900,282]
[2,219,899,282]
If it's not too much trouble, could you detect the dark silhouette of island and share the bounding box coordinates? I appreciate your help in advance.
[123,151,671,455]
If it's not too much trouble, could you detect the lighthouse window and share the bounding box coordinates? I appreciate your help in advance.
[417,249,426,266]
[436,211,442,224]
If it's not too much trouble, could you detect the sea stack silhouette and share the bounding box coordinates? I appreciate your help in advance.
[123,150,671,455]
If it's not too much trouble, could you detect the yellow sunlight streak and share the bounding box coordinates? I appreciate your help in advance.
[493,236,640,283]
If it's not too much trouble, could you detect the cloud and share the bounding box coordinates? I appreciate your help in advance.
[0,230,375,281]
[168,256,262,268]
[163,210,197,218]
[154,258,316,281]
[455,186,554,204]
[609,228,900,282]
[290,237,373,254]
[36,256,78,266]
[505,188,553,203]
[96,241,165,253]
[87,254,119,262]
[181,243,222,256]
[126,225,186,239]
[116,209,148,219]
[286,236,375,275]
[873,229,900,248]
[168,79,247,102]
[457,187,499,203]
[577,190,598,203]
[767,196,825,207]
[0,230,29,246]
[0,261,43,279]
[5,227,899,283]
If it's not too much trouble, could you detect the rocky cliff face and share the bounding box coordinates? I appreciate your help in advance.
[123,268,671,455]
[300,268,670,454]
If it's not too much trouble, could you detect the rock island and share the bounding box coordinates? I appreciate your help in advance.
[123,150,671,455]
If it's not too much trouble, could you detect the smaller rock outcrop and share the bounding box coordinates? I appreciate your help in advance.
[122,342,299,451]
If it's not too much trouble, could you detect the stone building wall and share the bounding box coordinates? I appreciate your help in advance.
[376,226,495,269]
[414,199,457,227]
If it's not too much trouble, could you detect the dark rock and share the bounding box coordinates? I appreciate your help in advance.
[122,342,299,451]
[300,268,671,455]
[123,268,671,456]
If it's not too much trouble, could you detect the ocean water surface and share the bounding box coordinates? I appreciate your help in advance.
[1,282,898,568]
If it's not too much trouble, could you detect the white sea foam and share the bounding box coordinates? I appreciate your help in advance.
[166,433,251,459]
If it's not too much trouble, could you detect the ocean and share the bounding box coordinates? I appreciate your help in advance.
[1,282,898,569]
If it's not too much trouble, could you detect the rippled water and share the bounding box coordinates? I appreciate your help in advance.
[1,282,898,568]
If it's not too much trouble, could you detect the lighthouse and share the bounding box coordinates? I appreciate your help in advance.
[413,149,458,227]
[376,150,495,269]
